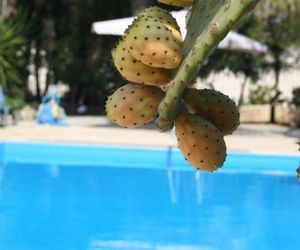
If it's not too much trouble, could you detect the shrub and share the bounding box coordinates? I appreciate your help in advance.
[249,85,274,105]
[292,87,300,106]
[5,86,26,111]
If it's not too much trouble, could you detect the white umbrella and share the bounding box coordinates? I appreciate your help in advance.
[92,10,268,54]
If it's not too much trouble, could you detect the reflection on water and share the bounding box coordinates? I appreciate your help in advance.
[0,162,299,250]
[195,171,203,204]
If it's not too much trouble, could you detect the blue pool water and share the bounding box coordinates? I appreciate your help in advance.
[0,142,299,250]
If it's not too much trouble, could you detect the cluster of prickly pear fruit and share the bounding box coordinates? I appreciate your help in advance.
[107,6,183,129]
[106,0,259,173]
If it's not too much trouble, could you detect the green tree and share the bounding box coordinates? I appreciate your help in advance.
[52,0,133,113]
[247,0,300,121]
[16,0,145,112]
[0,14,26,89]
[0,8,32,111]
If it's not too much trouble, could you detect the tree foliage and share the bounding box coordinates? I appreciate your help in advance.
[292,87,300,106]
[246,0,300,120]
[199,49,264,82]
[0,8,33,110]
[0,12,27,89]
[14,0,155,113]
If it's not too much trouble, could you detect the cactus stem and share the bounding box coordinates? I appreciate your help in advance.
[156,0,260,131]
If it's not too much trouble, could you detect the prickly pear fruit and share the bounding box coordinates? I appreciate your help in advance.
[106,83,164,128]
[157,0,194,8]
[112,39,170,86]
[175,112,226,172]
[139,6,182,42]
[126,17,182,69]
[183,89,240,135]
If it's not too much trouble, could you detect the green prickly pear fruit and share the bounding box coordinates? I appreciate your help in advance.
[139,6,182,42]
[126,17,182,69]
[106,83,164,128]
[157,0,194,8]
[112,39,170,86]
[183,88,240,135]
[175,112,226,172]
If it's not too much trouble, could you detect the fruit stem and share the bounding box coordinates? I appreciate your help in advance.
[156,0,260,131]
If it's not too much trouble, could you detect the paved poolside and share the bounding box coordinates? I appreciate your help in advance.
[0,116,299,155]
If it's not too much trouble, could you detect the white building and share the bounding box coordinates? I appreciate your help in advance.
[196,67,300,104]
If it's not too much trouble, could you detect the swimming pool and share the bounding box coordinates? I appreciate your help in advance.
[0,142,299,250]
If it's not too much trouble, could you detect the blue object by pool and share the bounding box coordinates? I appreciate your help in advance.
[36,93,67,125]
[0,86,5,110]
[0,142,299,250]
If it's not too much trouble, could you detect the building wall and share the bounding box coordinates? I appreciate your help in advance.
[196,68,300,104]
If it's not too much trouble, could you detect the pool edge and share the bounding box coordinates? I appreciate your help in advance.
[0,140,299,176]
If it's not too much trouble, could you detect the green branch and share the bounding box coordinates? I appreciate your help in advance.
[156,0,260,131]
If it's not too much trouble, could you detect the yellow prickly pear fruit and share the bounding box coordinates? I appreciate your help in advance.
[175,112,226,172]
[157,0,194,8]
[106,83,164,128]
[112,39,170,86]
[126,17,182,69]
[139,6,182,42]
[183,88,240,135]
